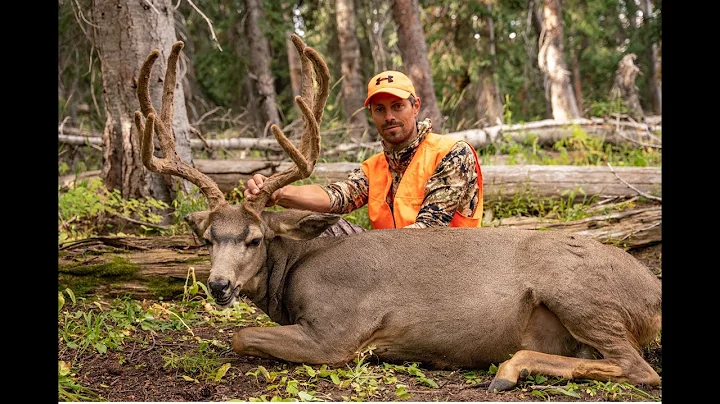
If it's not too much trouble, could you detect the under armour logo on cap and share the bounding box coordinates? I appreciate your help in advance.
[365,71,416,106]
[375,75,394,85]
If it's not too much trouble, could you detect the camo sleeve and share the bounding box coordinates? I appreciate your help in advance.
[405,141,480,229]
[320,168,370,214]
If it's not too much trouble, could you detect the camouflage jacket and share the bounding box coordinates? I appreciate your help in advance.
[322,119,481,228]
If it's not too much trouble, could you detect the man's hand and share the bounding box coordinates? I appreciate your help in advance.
[244,174,281,207]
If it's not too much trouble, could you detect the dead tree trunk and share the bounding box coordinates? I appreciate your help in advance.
[610,53,645,121]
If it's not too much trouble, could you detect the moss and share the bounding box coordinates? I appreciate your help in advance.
[174,256,208,265]
[59,256,139,278]
[146,277,188,300]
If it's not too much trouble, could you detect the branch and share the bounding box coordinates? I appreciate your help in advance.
[607,162,662,202]
[613,114,662,149]
[185,0,223,51]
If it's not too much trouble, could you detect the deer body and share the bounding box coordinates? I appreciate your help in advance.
[135,36,661,392]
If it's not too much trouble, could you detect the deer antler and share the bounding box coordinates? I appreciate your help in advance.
[244,34,330,212]
[134,41,227,210]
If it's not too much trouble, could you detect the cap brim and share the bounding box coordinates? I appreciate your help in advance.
[364,88,413,106]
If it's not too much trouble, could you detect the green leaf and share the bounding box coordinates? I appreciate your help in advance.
[548,388,582,398]
[297,391,315,401]
[286,380,298,395]
[303,364,316,377]
[394,385,411,400]
[58,292,65,312]
[215,363,231,382]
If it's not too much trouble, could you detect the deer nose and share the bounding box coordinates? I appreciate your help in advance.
[209,279,232,296]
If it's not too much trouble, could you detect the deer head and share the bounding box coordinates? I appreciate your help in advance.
[134,35,339,307]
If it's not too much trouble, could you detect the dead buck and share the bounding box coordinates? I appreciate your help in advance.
[134,35,661,392]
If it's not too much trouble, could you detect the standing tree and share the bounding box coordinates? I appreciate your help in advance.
[245,0,282,135]
[391,0,443,130]
[538,0,581,121]
[282,2,302,98]
[336,0,370,142]
[474,1,504,126]
[91,0,193,210]
[610,53,644,121]
[641,0,661,115]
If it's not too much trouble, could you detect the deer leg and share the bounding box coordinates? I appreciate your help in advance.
[232,325,353,365]
[488,349,660,392]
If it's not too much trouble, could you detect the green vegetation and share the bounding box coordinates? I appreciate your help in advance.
[58,126,661,241]
[477,125,661,167]
[57,124,661,401]
[58,177,175,244]
[58,282,660,402]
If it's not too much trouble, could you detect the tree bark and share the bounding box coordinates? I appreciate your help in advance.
[538,0,581,121]
[189,160,661,201]
[61,162,660,203]
[641,0,661,115]
[474,3,504,126]
[392,0,444,130]
[336,0,371,142]
[610,54,644,121]
[283,3,302,99]
[245,0,281,131]
[91,0,194,205]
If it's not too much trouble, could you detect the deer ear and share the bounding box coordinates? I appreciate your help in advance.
[262,210,341,240]
[184,211,212,239]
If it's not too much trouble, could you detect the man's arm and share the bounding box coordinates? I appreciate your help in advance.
[244,175,332,212]
[407,141,480,228]
[244,167,370,214]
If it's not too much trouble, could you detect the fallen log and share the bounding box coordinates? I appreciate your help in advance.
[59,163,661,201]
[193,160,662,200]
[58,116,661,151]
[58,206,660,301]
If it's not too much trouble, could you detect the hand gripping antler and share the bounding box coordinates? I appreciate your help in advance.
[244,34,330,212]
[134,41,227,210]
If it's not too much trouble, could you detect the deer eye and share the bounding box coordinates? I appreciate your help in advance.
[203,237,212,246]
[247,237,262,247]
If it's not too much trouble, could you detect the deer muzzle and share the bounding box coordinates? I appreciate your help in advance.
[208,278,240,307]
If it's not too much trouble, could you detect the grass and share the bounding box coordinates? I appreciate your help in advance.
[57,128,661,401]
[58,284,661,402]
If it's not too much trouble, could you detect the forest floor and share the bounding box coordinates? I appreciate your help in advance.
[58,240,662,403]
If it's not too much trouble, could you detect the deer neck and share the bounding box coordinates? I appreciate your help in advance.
[242,238,321,325]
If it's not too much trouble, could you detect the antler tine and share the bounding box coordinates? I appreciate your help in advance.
[134,41,227,210]
[245,34,329,212]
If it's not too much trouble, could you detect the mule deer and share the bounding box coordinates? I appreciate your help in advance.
[134,35,661,392]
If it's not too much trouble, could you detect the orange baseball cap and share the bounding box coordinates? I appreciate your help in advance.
[364,70,416,106]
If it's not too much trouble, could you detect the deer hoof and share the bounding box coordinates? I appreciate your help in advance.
[488,377,516,392]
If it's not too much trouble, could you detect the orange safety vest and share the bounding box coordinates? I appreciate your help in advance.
[361,133,483,229]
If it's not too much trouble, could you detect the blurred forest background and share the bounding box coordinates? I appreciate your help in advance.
[57,0,661,209]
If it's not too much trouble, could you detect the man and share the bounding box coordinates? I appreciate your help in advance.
[244,70,483,229]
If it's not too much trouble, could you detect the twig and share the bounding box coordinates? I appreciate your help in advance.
[613,114,662,149]
[606,163,662,202]
[185,0,223,51]
[192,106,221,126]
[142,0,160,14]
[529,382,592,390]
[620,221,662,241]
[113,213,171,230]
[189,126,211,149]
[626,115,662,145]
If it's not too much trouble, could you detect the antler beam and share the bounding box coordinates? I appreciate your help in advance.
[134,41,227,210]
[244,34,330,212]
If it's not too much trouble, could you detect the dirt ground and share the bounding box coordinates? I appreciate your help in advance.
[58,243,662,403]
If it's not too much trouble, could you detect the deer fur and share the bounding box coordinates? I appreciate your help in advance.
[135,35,661,392]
